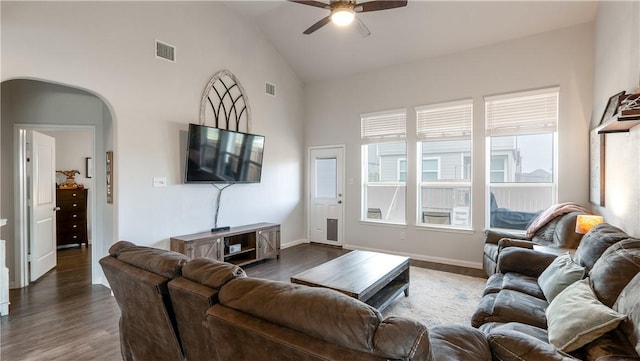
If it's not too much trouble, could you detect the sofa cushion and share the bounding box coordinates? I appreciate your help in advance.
[530,211,584,249]
[472,290,548,329]
[483,273,545,300]
[480,322,571,361]
[546,279,626,352]
[181,257,246,289]
[498,247,558,278]
[115,244,189,279]
[218,277,382,353]
[589,238,640,307]
[573,223,629,271]
[537,253,585,302]
[579,329,640,361]
[614,271,640,356]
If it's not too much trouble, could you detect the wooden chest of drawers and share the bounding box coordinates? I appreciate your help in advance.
[56,189,88,247]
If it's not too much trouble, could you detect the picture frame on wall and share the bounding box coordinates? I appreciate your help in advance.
[106,151,113,204]
[599,91,625,125]
[85,157,93,178]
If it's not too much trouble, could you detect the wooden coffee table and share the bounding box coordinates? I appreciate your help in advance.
[290,250,410,311]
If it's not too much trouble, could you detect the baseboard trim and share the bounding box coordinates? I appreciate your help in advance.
[281,239,309,249]
[342,243,482,270]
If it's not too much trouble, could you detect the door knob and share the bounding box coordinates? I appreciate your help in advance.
[338,200,342,204]
[54,207,61,211]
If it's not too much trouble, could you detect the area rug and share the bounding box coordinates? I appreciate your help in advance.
[381,266,485,327]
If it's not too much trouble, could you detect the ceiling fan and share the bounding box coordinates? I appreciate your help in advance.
[289,0,408,37]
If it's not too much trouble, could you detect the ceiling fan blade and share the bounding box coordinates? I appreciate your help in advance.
[355,17,371,38]
[356,0,408,13]
[303,16,332,34]
[288,0,330,9]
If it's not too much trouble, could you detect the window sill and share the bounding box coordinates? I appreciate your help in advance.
[414,224,475,235]
[359,220,406,228]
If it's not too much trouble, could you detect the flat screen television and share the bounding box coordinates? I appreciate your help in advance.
[184,123,265,183]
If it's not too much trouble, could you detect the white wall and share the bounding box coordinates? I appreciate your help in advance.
[591,1,640,237]
[1,2,305,285]
[305,23,595,268]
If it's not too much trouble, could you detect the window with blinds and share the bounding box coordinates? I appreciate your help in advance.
[485,87,558,230]
[416,100,473,141]
[361,109,407,224]
[416,100,473,228]
[485,88,559,136]
[361,109,407,143]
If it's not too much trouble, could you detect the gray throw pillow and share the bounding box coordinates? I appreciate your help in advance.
[546,278,626,352]
[537,253,585,302]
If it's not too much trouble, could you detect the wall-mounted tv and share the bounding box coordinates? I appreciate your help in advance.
[184,123,265,183]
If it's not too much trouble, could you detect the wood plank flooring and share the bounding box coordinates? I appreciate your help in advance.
[0,243,483,361]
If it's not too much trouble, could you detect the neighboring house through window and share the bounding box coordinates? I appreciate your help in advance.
[398,158,407,182]
[416,99,473,228]
[485,87,558,230]
[361,109,407,223]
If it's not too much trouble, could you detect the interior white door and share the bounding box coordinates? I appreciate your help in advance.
[308,146,344,246]
[28,131,57,281]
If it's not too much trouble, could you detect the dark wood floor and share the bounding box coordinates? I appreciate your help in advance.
[0,243,483,360]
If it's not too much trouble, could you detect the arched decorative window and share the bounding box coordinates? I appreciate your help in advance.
[199,69,251,132]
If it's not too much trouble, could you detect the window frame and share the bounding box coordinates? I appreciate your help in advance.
[485,87,559,230]
[415,99,473,229]
[361,109,408,224]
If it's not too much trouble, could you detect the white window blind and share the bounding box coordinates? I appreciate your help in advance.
[485,88,559,136]
[361,109,406,144]
[416,99,472,141]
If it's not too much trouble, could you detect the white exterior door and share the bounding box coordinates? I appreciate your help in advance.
[28,131,57,281]
[308,146,344,246]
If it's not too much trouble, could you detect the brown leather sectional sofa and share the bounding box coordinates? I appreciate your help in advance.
[472,223,640,360]
[100,241,491,361]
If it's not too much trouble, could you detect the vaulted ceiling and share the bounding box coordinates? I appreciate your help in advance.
[225,1,598,83]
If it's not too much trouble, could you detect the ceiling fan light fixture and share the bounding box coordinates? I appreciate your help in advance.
[331,8,355,26]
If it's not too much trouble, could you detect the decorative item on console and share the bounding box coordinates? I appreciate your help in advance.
[57,169,81,189]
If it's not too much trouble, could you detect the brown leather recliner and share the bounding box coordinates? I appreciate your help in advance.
[167,258,246,361]
[483,211,586,277]
[207,276,492,361]
[99,241,189,361]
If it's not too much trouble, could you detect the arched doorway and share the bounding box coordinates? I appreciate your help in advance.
[1,78,116,288]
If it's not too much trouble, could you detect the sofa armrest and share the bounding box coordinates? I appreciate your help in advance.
[429,324,492,361]
[498,248,557,278]
[485,229,528,245]
[498,238,536,250]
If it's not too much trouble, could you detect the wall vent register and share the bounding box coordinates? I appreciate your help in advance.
[155,40,176,62]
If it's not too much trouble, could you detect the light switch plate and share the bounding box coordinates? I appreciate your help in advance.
[153,177,167,187]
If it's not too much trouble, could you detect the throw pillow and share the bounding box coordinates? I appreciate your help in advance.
[537,253,585,302]
[546,278,626,352]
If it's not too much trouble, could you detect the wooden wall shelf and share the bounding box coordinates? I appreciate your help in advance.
[597,115,640,134]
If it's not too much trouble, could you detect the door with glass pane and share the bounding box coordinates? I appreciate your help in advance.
[308,146,344,246]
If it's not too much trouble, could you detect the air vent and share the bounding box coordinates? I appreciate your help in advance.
[265,82,276,97]
[155,40,175,62]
